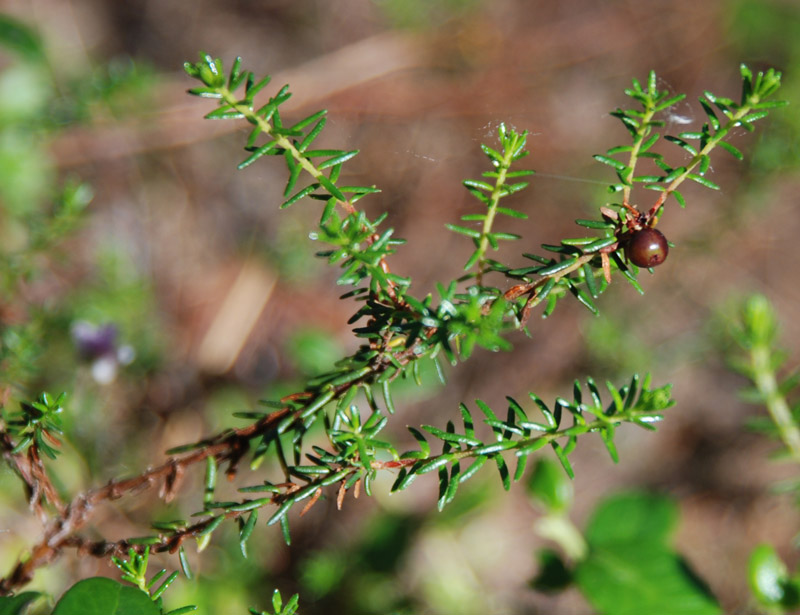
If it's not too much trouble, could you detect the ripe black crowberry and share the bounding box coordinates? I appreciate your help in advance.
[625,227,669,268]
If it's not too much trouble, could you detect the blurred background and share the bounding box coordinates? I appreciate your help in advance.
[0,0,799,613]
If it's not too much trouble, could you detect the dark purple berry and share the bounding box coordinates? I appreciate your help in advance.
[625,228,669,268]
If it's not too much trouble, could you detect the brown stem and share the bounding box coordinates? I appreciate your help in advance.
[0,406,287,595]
[0,357,399,595]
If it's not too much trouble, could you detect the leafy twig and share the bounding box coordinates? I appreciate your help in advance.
[730,294,800,464]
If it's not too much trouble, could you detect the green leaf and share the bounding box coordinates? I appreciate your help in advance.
[463,249,482,270]
[458,455,488,484]
[204,107,245,120]
[391,467,416,491]
[272,589,283,613]
[247,74,272,98]
[0,15,45,62]
[52,578,160,615]
[421,425,482,447]
[267,499,293,526]
[196,514,225,537]
[150,571,179,601]
[417,454,454,474]
[748,544,800,608]
[741,111,769,124]
[495,206,528,219]
[530,549,573,593]
[318,150,359,170]
[582,237,616,253]
[717,140,743,160]
[495,454,511,490]
[751,100,789,110]
[281,514,292,546]
[0,592,41,615]
[593,154,628,171]
[316,175,345,202]
[576,545,721,615]
[609,252,643,293]
[582,263,599,298]
[584,492,676,547]
[445,223,481,239]
[550,442,574,479]
[526,457,573,513]
[575,219,615,230]
[576,492,721,615]
[515,437,549,455]
[687,174,720,190]
[439,463,461,510]
[490,231,521,242]
[653,93,686,112]
[463,179,493,192]
[600,425,619,463]
[178,546,192,580]
[698,99,720,131]
[664,136,698,156]
[164,607,199,615]
[537,258,578,276]
[227,57,243,89]
[471,440,517,456]
[238,141,280,169]
[239,510,258,557]
[513,453,528,482]
[403,426,431,459]
[568,281,598,314]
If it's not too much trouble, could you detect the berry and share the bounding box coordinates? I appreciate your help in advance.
[625,228,669,267]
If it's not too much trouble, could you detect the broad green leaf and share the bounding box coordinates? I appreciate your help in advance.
[576,543,720,615]
[0,592,41,615]
[52,578,160,615]
[584,491,676,547]
[576,492,721,615]
[0,15,45,62]
[530,549,573,593]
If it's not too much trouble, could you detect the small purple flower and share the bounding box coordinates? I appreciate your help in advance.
[71,322,117,360]
[71,321,135,384]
